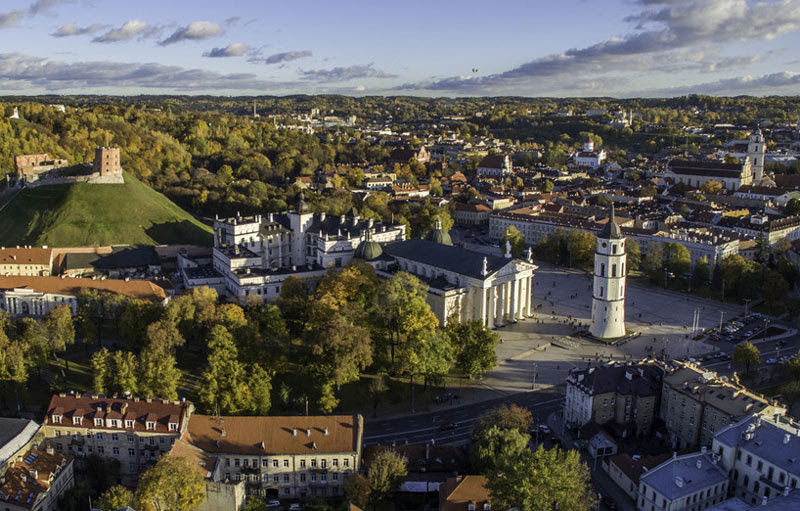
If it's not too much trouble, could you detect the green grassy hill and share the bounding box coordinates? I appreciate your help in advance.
[0,172,212,247]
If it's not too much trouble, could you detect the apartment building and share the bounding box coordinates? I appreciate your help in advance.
[0,446,74,511]
[660,364,784,449]
[564,363,664,437]
[42,393,193,476]
[713,414,800,507]
[0,247,54,277]
[183,414,363,501]
[637,451,728,511]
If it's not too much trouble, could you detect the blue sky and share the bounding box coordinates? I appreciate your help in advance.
[1,0,799,97]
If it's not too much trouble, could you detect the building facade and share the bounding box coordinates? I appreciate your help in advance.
[183,414,363,501]
[476,154,512,177]
[42,393,193,477]
[747,128,766,183]
[713,414,800,507]
[660,364,784,449]
[637,451,728,511]
[0,447,74,511]
[0,247,53,277]
[665,159,753,191]
[92,146,122,176]
[564,363,663,436]
[591,207,627,339]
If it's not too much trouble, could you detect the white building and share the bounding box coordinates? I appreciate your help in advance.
[574,141,607,169]
[637,451,729,511]
[747,127,766,184]
[476,154,513,177]
[182,195,407,304]
[665,159,753,191]
[713,414,800,507]
[590,207,627,339]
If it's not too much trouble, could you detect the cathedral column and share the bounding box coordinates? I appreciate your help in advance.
[496,283,505,327]
[488,286,496,328]
[526,276,533,317]
[509,279,517,323]
[478,287,487,327]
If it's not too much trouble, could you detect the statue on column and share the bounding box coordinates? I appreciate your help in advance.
[505,239,512,258]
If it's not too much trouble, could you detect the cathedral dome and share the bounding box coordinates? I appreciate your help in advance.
[355,230,383,261]
[425,217,452,246]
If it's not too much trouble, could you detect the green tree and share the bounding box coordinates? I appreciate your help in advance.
[471,425,530,474]
[199,325,248,414]
[446,319,498,378]
[663,243,692,278]
[0,327,27,411]
[19,318,49,378]
[367,449,408,507]
[762,270,789,306]
[244,496,267,511]
[700,180,723,194]
[146,319,185,352]
[413,330,455,388]
[91,348,111,394]
[135,456,205,511]
[692,257,711,289]
[137,343,181,400]
[277,276,312,337]
[486,445,596,511]
[567,229,595,268]
[503,225,526,258]
[626,239,642,271]
[247,364,272,415]
[97,485,134,511]
[732,342,761,374]
[539,179,554,193]
[45,305,75,370]
[472,404,533,440]
[110,351,138,395]
[344,473,371,510]
[785,198,800,216]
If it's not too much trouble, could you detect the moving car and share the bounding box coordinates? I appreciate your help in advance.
[440,422,458,431]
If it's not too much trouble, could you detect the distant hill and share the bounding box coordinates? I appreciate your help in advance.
[0,172,212,247]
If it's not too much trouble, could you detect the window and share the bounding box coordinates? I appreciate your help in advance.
[321,459,327,469]
[301,473,306,482]
[273,460,279,468]
[112,447,120,455]
[311,474,317,482]
[96,433,104,440]
[129,463,136,472]
[300,460,306,468]
[284,488,290,495]
[127,434,134,442]
[273,475,279,483]
[125,420,134,428]
[225,473,230,481]
[262,460,268,468]
[283,460,289,468]
[757,461,763,471]
[601,263,605,276]
[98,446,105,454]
[747,455,752,466]
[235,459,240,467]
[600,286,604,297]
[146,421,155,430]
[169,423,178,431]
[252,458,257,467]
[343,459,349,467]
[94,418,104,427]
[128,448,135,456]
[333,459,338,467]
[311,459,317,468]
[612,264,617,277]
[332,473,338,481]
[284,474,289,482]
[111,434,119,441]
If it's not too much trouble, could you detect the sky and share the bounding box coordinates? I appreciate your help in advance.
[1,0,799,97]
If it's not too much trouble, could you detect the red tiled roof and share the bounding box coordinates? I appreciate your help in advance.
[0,247,53,266]
[439,476,490,511]
[185,414,362,456]
[45,393,190,434]
[0,276,168,301]
[0,448,73,510]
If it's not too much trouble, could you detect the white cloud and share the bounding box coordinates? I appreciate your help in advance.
[0,52,295,92]
[52,22,105,37]
[254,50,313,65]
[203,43,249,58]
[159,21,223,46]
[300,63,397,82]
[93,20,149,43]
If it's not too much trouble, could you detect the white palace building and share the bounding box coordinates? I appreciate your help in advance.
[181,196,537,327]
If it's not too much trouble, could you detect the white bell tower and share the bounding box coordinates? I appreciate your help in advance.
[747,126,765,184]
[590,205,626,339]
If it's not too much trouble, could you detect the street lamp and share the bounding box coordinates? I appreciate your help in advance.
[718,311,725,335]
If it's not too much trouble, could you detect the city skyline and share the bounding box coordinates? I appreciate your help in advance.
[1,0,799,97]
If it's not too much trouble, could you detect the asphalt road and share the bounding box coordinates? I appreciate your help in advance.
[363,386,564,447]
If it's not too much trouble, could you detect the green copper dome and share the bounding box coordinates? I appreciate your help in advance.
[355,230,383,261]
[425,217,452,246]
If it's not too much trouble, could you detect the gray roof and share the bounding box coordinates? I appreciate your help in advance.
[755,489,800,510]
[715,414,800,475]
[598,204,623,240]
[63,246,160,271]
[706,497,751,511]
[383,238,512,280]
[567,364,663,398]
[0,418,40,467]
[641,452,727,501]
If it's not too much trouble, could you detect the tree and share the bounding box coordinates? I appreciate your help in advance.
[135,456,205,511]
[539,179,554,193]
[567,229,595,268]
[0,327,27,411]
[91,348,111,394]
[244,496,267,511]
[486,445,596,511]
[472,404,534,440]
[413,330,455,388]
[663,243,692,278]
[503,225,526,258]
[700,180,722,194]
[146,320,185,352]
[110,351,138,395]
[367,449,408,506]
[137,343,181,400]
[199,325,248,415]
[762,270,790,306]
[247,364,272,415]
[19,318,49,378]
[626,239,642,271]
[277,276,312,337]
[446,319,498,378]
[471,425,530,473]
[785,198,800,216]
[45,305,75,370]
[97,485,134,511]
[691,257,711,289]
[732,342,761,374]
[344,473,371,510]
[642,243,665,284]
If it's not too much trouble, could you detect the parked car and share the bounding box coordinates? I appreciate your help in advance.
[288,504,303,511]
[765,358,777,365]
[440,423,458,431]
[267,500,281,508]
[538,424,550,434]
